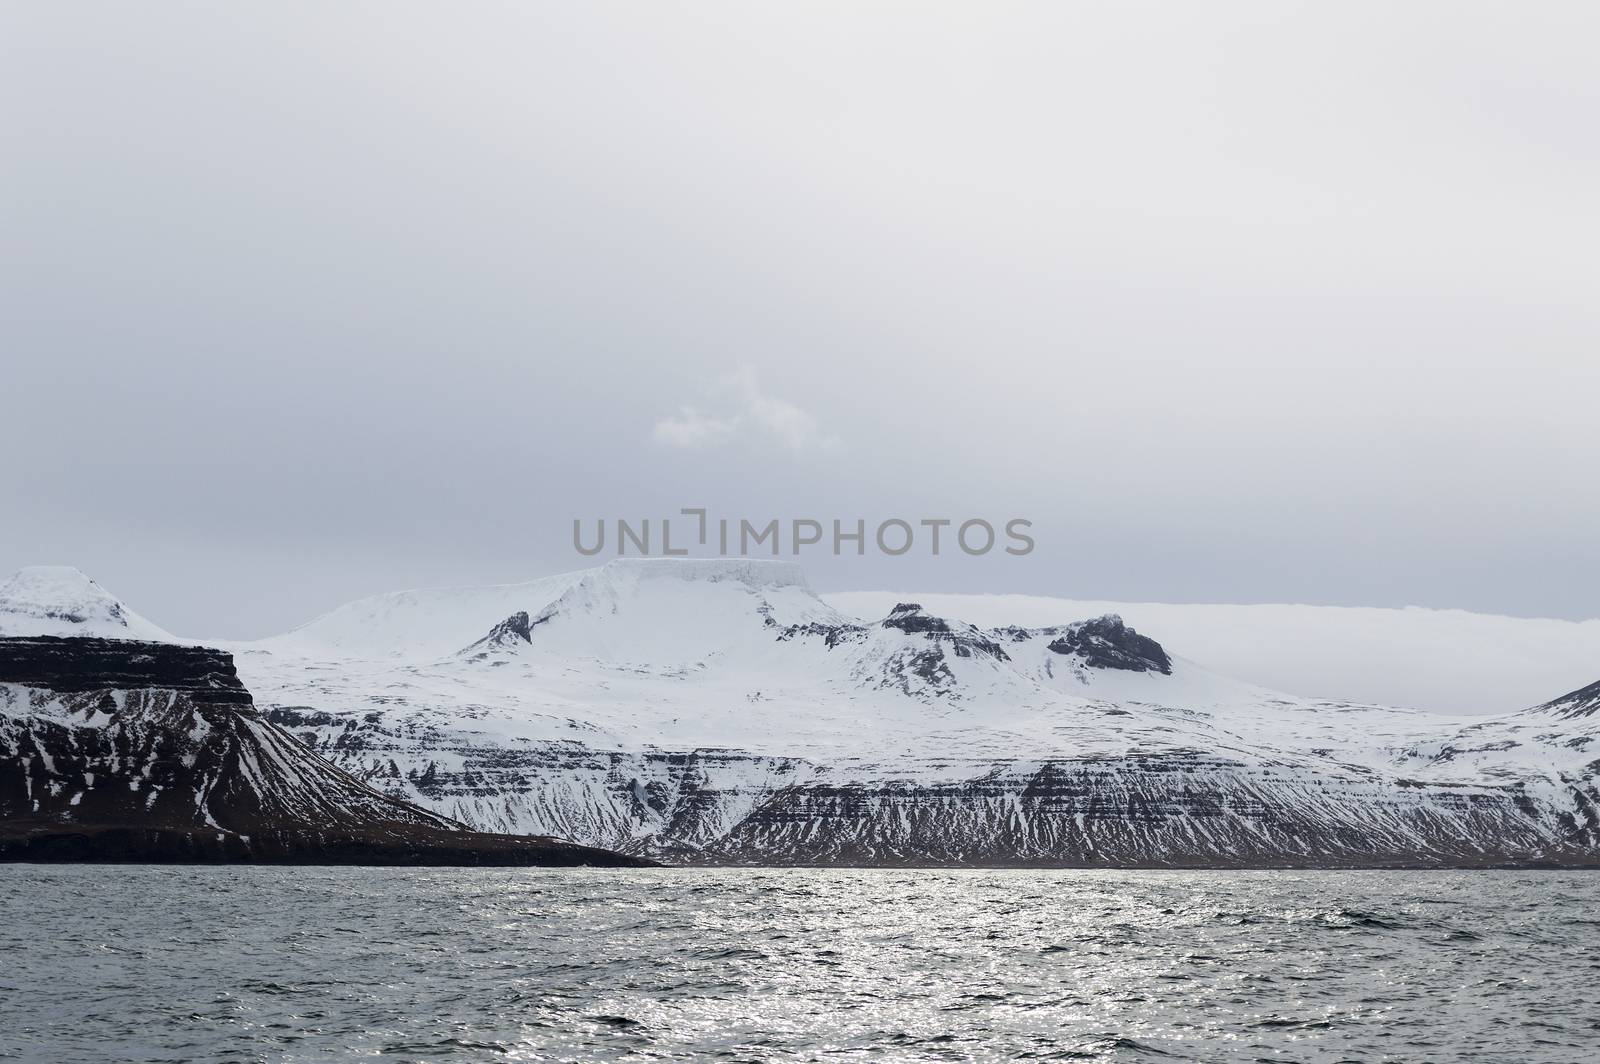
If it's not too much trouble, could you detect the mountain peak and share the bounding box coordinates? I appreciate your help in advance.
[882,602,954,636]
[460,610,536,657]
[595,557,810,590]
[8,565,102,597]
[0,566,175,642]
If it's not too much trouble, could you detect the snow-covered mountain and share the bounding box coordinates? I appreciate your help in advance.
[0,570,645,865]
[0,566,175,641]
[3,560,1595,866]
[119,556,1592,867]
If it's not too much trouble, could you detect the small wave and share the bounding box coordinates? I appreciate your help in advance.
[590,1014,646,1029]
[1249,1017,1333,1031]
[692,947,768,960]
[1317,907,1406,930]
[381,1037,512,1055]
[241,981,312,996]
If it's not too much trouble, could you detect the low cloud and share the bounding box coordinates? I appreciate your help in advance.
[653,370,840,454]
[653,406,740,449]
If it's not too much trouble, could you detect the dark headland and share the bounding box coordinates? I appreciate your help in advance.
[0,636,651,867]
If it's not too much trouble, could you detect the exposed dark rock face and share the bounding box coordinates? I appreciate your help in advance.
[0,636,252,705]
[492,610,534,643]
[881,602,950,636]
[462,611,536,657]
[775,604,1179,699]
[1039,615,1172,674]
[1544,680,1600,719]
[774,620,863,649]
[883,601,1004,659]
[883,603,1009,661]
[690,755,1597,867]
[0,637,649,866]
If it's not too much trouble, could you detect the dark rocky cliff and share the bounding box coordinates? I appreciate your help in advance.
[0,636,252,704]
[0,636,649,866]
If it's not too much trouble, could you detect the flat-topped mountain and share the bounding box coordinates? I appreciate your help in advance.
[0,631,648,866]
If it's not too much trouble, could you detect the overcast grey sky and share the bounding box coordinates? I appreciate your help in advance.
[3,2,1597,638]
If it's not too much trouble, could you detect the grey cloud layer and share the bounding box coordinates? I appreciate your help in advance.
[2,3,1596,637]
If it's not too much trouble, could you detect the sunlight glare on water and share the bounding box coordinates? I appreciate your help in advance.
[1,866,1596,1062]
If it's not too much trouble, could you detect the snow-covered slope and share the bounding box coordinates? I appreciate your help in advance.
[262,570,591,659]
[825,591,1600,715]
[182,557,1600,866]
[0,566,175,642]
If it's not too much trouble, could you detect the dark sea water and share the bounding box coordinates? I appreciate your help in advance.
[1,867,1596,1063]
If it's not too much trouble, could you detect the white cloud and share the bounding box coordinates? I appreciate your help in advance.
[652,370,840,454]
[652,406,740,450]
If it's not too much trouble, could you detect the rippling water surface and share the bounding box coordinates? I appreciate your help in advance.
[1,866,1597,1062]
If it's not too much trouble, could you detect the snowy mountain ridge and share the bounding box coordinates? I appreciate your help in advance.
[827,590,1600,715]
[2,560,1596,866]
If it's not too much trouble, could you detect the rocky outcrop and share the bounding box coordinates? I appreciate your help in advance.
[461,611,536,658]
[884,603,1009,660]
[1544,680,1600,719]
[0,636,252,704]
[0,637,650,866]
[1039,615,1172,674]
